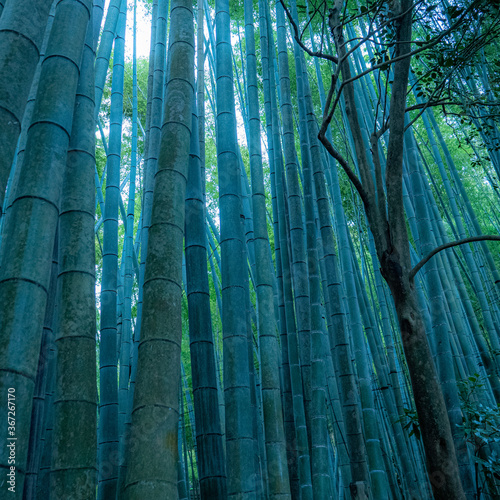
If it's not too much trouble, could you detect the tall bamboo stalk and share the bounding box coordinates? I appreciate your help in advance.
[51,16,97,498]
[125,1,195,497]
[185,100,227,498]
[0,0,91,494]
[215,0,257,496]
[117,0,139,493]
[0,0,53,214]
[244,1,291,497]
[97,3,127,497]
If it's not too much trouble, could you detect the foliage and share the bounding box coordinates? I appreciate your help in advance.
[397,406,421,441]
[459,374,500,489]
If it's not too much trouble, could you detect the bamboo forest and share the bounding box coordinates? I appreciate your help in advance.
[3,0,500,499]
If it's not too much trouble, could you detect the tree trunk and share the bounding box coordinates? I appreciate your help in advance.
[323,3,468,497]
[382,252,466,500]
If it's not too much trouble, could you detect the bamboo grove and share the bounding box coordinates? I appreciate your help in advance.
[1,0,500,498]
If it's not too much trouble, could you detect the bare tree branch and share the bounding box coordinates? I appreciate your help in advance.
[317,130,369,207]
[278,0,339,63]
[410,235,500,281]
[370,132,388,222]
[405,100,459,113]
[335,1,484,90]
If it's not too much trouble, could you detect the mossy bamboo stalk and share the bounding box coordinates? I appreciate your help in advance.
[51,17,97,498]
[244,1,291,497]
[125,1,195,497]
[0,0,91,494]
[97,3,127,497]
[0,0,53,214]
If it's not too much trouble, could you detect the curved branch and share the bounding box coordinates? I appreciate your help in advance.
[410,235,500,281]
[278,0,338,63]
[317,131,369,207]
[337,1,485,90]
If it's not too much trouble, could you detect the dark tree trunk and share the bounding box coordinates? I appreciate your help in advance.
[381,249,466,500]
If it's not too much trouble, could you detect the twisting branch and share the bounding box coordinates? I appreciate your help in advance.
[299,0,325,43]
[278,0,338,63]
[317,131,369,207]
[409,235,500,281]
[335,1,484,90]
[338,1,418,62]
[318,74,365,202]
[405,100,459,113]
[322,74,336,122]
[370,132,387,221]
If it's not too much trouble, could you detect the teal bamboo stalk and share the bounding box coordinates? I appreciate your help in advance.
[141,0,169,224]
[23,241,58,500]
[178,384,190,500]
[181,362,197,453]
[50,17,97,498]
[17,9,57,491]
[275,9,314,491]
[185,100,227,498]
[92,0,105,50]
[287,5,332,496]
[6,1,81,245]
[138,0,158,198]
[0,1,91,493]
[0,0,53,214]
[206,226,223,315]
[301,54,372,500]
[124,0,153,437]
[215,0,257,496]
[132,0,167,348]
[118,0,139,493]
[244,1,291,497]
[259,1,307,494]
[246,288,264,499]
[36,287,58,500]
[300,13,372,494]
[333,133,389,500]
[262,64,299,496]
[116,260,125,364]
[197,0,205,200]
[177,454,189,500]
[94,0,124,120]
[316,230,353,499]
[97,2,126,497]
[124,1,195,497]
[238,152,256,276]
[237,133,268,500]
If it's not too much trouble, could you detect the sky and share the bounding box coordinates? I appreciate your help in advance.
[99,0,267,165]
[102,0,152,61]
